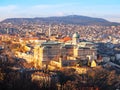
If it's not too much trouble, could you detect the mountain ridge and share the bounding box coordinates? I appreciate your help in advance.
[1,15,120,26]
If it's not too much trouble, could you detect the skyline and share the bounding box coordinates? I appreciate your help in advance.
[0,0,120,22]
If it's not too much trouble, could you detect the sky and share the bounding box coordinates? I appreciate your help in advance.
[0,0,120,22]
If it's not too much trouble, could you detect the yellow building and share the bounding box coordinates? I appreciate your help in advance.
[39,41,62,62]
[33,45,42,68]
[90,60,97,67]
[33,32,97,68]
[74,46,97,60]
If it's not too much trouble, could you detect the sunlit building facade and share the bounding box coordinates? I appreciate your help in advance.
[36,32,97,63]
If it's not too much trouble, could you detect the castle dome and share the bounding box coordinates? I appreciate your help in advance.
[72,32,80,38]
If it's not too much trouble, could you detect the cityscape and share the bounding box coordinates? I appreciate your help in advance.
[0,0,120,90]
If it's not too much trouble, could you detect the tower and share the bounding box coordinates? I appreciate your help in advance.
[33,46,42,69]
[48,25,51,37]
[72,32,80,45]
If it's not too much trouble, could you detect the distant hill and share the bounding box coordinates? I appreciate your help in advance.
[1,15,120,26]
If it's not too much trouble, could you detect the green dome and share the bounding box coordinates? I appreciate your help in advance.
[72,32,80,38]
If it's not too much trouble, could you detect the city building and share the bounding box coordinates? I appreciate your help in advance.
[34,32,97,68]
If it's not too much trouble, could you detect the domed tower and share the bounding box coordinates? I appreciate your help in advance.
[72,32,80,45]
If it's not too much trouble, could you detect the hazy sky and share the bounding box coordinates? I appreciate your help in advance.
[0,0,120,22]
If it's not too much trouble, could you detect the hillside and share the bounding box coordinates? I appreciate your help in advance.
[1,15,120,26]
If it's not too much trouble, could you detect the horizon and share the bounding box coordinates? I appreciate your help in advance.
[0,15,119,23]
[0,0,120,22]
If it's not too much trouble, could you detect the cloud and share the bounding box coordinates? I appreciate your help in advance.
[33,5,54,9]
[56,12,65,16]
[0,3,119,23]
[31,3,77,10]
[0,5,17,12]
[0,5,18,21]
[104,15,120,22]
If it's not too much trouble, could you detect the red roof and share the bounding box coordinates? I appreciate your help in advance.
[62,36,72,42]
